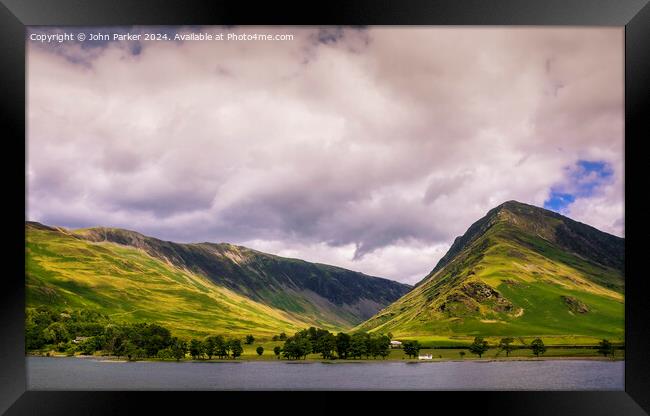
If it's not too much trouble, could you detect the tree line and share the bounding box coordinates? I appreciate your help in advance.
[26,306,620,361]
[278,327,392,360]
[25,306,246,361]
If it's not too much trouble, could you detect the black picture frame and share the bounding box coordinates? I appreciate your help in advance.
[1,0,648,414]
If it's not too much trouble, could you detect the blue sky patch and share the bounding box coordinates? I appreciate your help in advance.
[544,160,614,213]
[544,192,575,211]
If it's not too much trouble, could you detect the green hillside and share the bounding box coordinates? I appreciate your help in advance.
[355,201,625,343]
[70,225,409,327]
[26,222,407,338]
[26,223,311,338]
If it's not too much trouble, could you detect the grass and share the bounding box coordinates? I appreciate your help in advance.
[26,227,319,338]
[356,217,624,342]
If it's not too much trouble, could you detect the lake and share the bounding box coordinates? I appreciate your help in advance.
[27,357,624,390]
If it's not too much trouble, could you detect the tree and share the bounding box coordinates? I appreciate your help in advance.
[189,339,205,359]
[597,339,614,359]
[376,335,391,359]
[211,335,228,359]
[102,324,125,357]
[256,346,264,356]
[43,322,70,344]
[282,336,312,360]
[158,341,186,361]
[349,333,369,359]
[170,338,187,361]
[530,338,546,357]
[498,337,516,357]
[138,323,172,357]
[336,333,351,359]
[245,335,255,345]
[282,337,301,360]
[366,334,391,359]
[157,347,174,360]
[469,337,489,358]
[273,346,282,359]
[78,337,102,355]
[459,351,466,359]
[123,340,144,361]
[297,337,312,359]
[316,333,337,359]
[402,340,421,359]
[229,339,243,359]
[204,336,217,360]
[279,332,287,341]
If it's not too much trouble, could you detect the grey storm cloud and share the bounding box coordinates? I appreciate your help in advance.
[26,26,624,284]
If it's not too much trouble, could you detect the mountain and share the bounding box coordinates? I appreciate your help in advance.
[355,201,625,342]
[25,222,409,337]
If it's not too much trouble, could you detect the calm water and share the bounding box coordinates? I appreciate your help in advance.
[27,357,624,390]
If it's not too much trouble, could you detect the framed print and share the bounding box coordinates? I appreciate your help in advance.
[1,0,649,414]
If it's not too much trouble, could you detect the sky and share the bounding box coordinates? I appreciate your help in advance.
[26,26,624,285]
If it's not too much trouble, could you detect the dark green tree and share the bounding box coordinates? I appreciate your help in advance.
[43,322,70,344]
[597,339,614,358]
[349,333,369,359]
[78,337,102,355]
[123,340,144,361]
[282,336,312,360]
[469,337,489,358]
[376,335,391,359]
[498,337,516,357]
[245,335,255,345]
[256,346,264,356]
[170,338,187,361]
[189,339,204,359]
[402,340,421,359]
[282,337,301,360]
[530,338,546,357]
[459,351,466,359]
[273,346,282,359]
[296,336,312,360]
[336,333,351,359]
[204,336,217,359]
[211,335,228,359]
[229,339,243,359]
[279,332,288,341]
[316,333,337,359]
[157,347,174,360]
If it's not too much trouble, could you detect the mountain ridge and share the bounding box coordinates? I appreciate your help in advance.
[356,200,624,341]
[26,221,410,334]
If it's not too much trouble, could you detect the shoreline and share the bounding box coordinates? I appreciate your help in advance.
[26,354,623,364]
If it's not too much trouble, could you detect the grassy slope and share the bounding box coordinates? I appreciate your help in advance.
[26,226,323,338]
[355,207,624,343]
[71,226,410,328]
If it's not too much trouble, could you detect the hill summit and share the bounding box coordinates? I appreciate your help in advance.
[356,201,624,341]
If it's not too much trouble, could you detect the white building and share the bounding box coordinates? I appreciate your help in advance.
[390,340,402,348]
[418,354,433,360]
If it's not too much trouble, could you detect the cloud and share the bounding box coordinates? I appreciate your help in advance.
[544,160,616,213]
[26,27,624,283]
